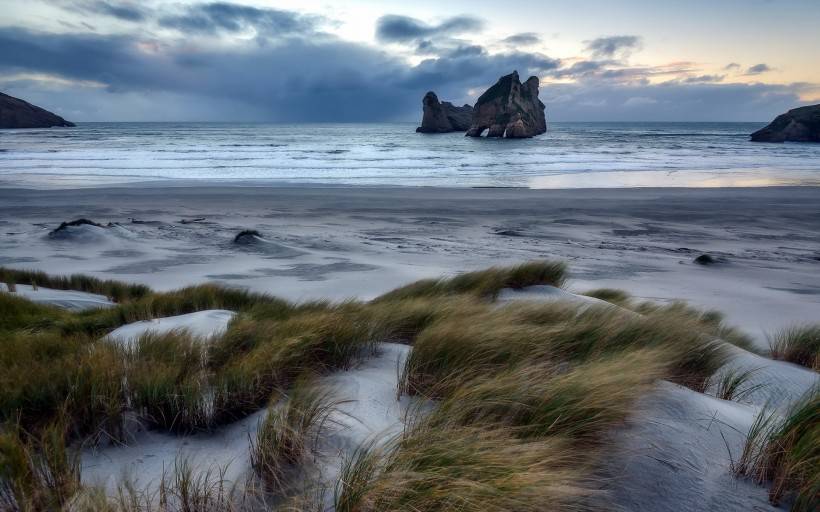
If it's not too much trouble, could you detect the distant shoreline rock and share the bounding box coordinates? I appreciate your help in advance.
[465,71,546,139]
[0,92,75,129]
[750,104,820,143]
[416,92,474,133]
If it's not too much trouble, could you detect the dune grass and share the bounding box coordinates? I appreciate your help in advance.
[373,260,566,302]
[709,367,766,402]
[770,325,820,371]
[403,302,728,397]
[0,292,68,331]
[733,387,819,510]
[0,420,79,511]
[1,261,757,510]
[582,287,632,306]
[250,382,338,491]
[0,266,150,303]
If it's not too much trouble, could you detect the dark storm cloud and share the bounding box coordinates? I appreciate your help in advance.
[375,15,484,43]
[0,26,558,121]
[584,35,642,58]
[157,2,320,36]
[502,32,541,46]
[746,63,772,75]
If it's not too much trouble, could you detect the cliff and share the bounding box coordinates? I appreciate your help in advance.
[0,92,75,129]
[751,104,820,143]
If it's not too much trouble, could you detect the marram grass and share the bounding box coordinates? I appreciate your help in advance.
[1,261,785,511]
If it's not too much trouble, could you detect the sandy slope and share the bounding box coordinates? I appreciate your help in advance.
[0,283,115,311]
[105,310,235,346]
[603,381,779,512]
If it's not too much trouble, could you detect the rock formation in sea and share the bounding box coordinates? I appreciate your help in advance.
[750,104,820,143]
[0,92,75,129]
[416,92,474,133]
[465,71,546,138]
[234,230,263,244]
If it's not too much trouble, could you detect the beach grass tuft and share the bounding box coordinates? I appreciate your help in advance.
[769,325,820,371]
[374,260,566,302]
[0,420,79,511]
[250,382,338,491]
[734,387,819,510]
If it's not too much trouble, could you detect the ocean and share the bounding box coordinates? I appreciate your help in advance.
[1,122,818,188]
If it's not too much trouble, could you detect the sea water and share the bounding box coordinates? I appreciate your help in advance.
[1,122,818,188]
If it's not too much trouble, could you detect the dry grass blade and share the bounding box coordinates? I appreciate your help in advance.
[710,367,766,402]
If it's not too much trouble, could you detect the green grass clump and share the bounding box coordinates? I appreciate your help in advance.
[734,388,819,510]
[250,383,338,491]
[374,260,566,302]
[403,302,727,397]
[0,331,125,439]
[770,325,820,371]
[582,287,632,306]
[125,331,212,433]
[0,293,68,331]
[426,350,665,440]
[634,301,756,352]
[0,266,150,303]
[0,420,79,511]
[335,426,588,512]
[214,309,374,413]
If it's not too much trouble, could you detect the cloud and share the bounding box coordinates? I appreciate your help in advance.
[682,74,725,83]
[375,14,483,43]
[0,25,558,121]
[502,32,541,46]
[63,1,149,22]
[543,81,807,122]
[584,35,642,58]
[746,63,772,75]
[158,2,321,36]
[0,4,813,123]
[724,62,741,70]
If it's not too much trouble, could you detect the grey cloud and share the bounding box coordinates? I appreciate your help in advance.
[746,63,772,75]
[544,81,807,122]
[0,26,557,122]
[502,32,541,46]
[158,2,320,36]
[724,62,741,70]
[585,35,642,58]
[62,1,149,22]
[682,74,725,83]
[0,15,810,123]
[375,14,483,43]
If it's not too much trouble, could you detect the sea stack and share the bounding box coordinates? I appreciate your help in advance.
[0,92,75,129]
[416,92,474,133]
[465,71,546,138]
[750,104,820,143]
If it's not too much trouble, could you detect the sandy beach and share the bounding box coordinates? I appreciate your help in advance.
[2,184,818,348]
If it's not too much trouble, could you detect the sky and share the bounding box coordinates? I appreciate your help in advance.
[1,0,819,122]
